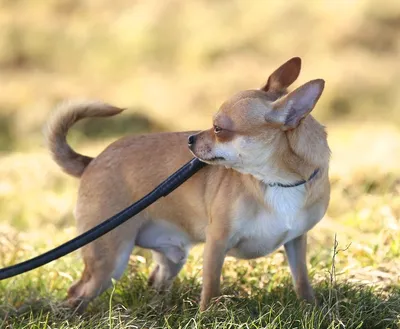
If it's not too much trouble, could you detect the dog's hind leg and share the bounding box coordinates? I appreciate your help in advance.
[66,195,141,312]
[66,232,136,312]
[147,248,188,291]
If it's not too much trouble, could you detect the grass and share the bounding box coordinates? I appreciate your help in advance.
[0,124,400,328]
[0,239,399,328]
[1,0,400,327]
[2,0,400,151]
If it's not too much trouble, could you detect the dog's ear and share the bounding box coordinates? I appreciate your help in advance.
[266,79,325,130]
[261,57,302,93]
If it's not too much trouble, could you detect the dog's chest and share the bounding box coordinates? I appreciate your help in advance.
[228,186,314,259]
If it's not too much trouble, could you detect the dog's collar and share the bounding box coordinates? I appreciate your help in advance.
[267,168,320,188]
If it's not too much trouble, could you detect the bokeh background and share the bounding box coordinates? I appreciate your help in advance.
[1,0,399,307]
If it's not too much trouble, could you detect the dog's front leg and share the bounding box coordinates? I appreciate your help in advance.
[200,227,228,311]
[284,234,316,303]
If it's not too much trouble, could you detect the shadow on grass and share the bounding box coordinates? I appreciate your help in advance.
[1,273,399,329]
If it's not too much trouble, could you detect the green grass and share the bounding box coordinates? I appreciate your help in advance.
[1,132,400,327]
[1,1,400,326]
[1,243,399,329]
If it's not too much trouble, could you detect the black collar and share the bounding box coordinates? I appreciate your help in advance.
[267,168,320,188]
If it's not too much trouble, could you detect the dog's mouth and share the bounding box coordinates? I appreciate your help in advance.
[199,156,225,164]
[188,148,225,164]
[207,156,225,161]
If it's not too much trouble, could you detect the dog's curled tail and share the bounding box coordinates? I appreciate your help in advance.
[45,100,124,178]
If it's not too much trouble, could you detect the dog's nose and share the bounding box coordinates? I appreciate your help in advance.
[188,135,196,147]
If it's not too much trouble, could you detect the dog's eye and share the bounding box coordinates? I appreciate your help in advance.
[214,125,222,134]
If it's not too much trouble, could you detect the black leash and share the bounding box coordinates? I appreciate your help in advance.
[0,158,207,280]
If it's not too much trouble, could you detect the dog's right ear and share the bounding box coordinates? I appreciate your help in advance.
[261,57,301,93]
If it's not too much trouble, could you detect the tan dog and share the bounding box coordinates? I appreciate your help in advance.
[45,57,330,311]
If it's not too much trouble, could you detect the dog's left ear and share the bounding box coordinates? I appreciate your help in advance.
[261,57,301,93]
[266,79,325,130]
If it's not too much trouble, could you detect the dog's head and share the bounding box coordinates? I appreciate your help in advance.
[188,57,325,178]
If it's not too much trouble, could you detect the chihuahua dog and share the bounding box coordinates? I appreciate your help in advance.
[46,57,330,311]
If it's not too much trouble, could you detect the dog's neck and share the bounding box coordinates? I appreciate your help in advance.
[284,115,330,178]
[238,115,330,187]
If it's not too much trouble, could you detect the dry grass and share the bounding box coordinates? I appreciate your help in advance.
[1,0,400,149]
[0,124,399,328]
[0,0,400,327]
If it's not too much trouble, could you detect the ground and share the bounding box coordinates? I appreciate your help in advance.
[1,1,400,327]
[0,124,399,329]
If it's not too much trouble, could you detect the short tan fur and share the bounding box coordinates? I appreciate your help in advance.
[45,57,330,312]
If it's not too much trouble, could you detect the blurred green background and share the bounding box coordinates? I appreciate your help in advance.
[0,0,399,292]
[1,0,400,149]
